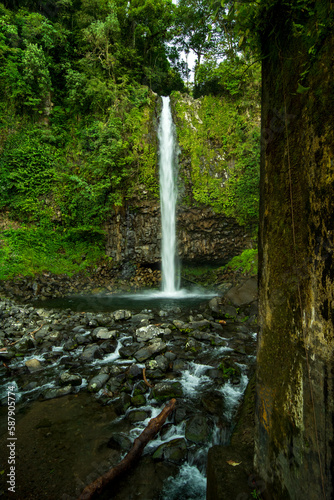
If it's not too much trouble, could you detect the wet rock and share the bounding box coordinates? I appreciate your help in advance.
[201,392,225,415]
[173,320,185,329]
[35,325,51,340]
[81,344,103,361]
[172,359,186,372]
[152,381,183,401]
[134,340,166,362]
[145,369,164,379]
[153,438,187,464]
[154,355,169,372]
[131,394,146,407]
[165,351,177,362]
[25,358,43,372]
[135,325,164,342]
[119,343,140,358]
[128,410,150,423]
[107,377,124,393]
[113,393,132,415]
[188,320,211,331]
[95,313,113,326]
[131,313,154,324]
[224,278,258,307]
[48,332,63,343]
[113,310,132,321]
[75,333,91,345]
[159,310,168,318]
[23,381,38,391]
[63,339,78,351]
[92,327,116,340]
[127,364,143,378]
[185,415,210,444]
[145,359,158,370]
[43,385,73,400]
[108,433,132,452]
[88,373,109,392]
[99,340,117,353]
[109,365,125,377]
[59,371,82,386]
[13,336,35,352]
[133,380,148,395]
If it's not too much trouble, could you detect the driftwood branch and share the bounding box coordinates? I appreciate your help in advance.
[143,367,154,388]
[77,398,176,500]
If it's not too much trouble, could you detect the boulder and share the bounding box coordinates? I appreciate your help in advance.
[25,358,43,372]
[185,415,210,444]
[134,340,166,362]
[135,325,164,342]
[153,438,187,463]
[88,373,109,392]
[81,344,103,361]
[92,327,116,340]
[59,371,82,386]
[224,278,258,307]
[152,381,183,401]
[113,310,132,321]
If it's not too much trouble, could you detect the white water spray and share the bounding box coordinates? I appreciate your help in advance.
[158,96,179,294]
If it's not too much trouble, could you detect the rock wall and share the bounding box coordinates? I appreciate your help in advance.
[105,93,254,267]
[106,200,252,266]
[255,3,334,499]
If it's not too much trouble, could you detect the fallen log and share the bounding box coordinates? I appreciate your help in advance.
[77,398,176,500]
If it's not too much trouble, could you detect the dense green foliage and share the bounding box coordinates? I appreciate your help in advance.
[0,225,107,279]
[173,58,260,225]
[0,0,263,278]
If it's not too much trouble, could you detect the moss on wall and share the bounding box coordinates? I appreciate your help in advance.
[256,2,334,498]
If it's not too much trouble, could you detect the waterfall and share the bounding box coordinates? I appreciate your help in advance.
[158,96,179,294]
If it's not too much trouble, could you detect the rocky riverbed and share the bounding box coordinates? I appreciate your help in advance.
[0,279,257,499]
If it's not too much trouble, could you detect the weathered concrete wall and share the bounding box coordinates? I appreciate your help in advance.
[255,2,334,499]
[106,199,251,266]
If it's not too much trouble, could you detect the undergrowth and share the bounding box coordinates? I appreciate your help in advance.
[0,225,107,280]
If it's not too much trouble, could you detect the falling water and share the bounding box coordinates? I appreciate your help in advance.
[158,96,179,294]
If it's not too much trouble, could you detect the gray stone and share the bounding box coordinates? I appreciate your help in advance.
[131,313,154,324]
[173,320,185,329]
[153,438,187,463]
[59,371,82,386]
[108,433,132,452]
[88,373,109,392]
[224,278,258,307]
[25,358,43,372]
[113,393,132,415]
[135,325,164,342]
[152,381,183,401]
[81,344,103,361]
[113,310,132,321]
[35,325,51,340]
[154,354,169,371]
[92,327,116,340]
[75,333,91,345]
[128,410,150,423]
[134,340,166,362]
[14,337,35,352]
[185,415,209,444]
[43,385,72,400]
[131,394,146,407]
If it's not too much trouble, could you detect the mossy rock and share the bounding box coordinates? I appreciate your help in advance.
[152,381,183,401]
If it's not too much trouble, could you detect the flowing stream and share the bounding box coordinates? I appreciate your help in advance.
[158,95,179,295]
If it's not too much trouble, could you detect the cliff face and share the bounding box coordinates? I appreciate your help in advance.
[106,198,251,266]
[105,93,255,267]
[255,3,334,498]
